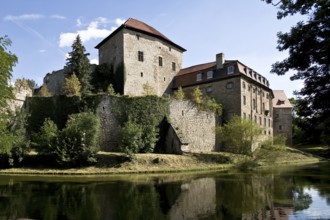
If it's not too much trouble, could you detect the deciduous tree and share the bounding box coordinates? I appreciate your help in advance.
[264,0,330,144]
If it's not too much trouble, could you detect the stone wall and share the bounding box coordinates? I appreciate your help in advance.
[168,100,216,152]
[44,69,65,95]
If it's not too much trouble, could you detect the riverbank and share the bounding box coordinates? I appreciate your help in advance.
[0,147,321,175]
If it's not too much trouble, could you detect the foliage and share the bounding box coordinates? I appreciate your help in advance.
[15,78,37,91]
[91,63,113,93]
[119,120,143,159]
[32,118,58,156]
[142,82,155,95]
[63,73,81,96]
[107,84,119,96]
[173,86,185,100]
[264,0,330,145]
[191,86,203,105]
[262,134,287,151]
[0,35,17,109]
[216,116,262,155]
[65,35,92,95]
[199,96,222,115]
[0,109,30,167]
[34,112,100,167]
[113,96,169,156]
[38,85,52,97]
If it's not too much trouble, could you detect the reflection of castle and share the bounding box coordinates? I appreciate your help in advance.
[43,18,292,145]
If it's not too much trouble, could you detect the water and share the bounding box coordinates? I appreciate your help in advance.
[0,162,329,220]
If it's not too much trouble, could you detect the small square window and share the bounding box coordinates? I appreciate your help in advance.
[138,51,144,62]
[206,86,212,93]
[172,62,176,71]
[226,82,233,89]
[207,70,213,79]
[196,73,202,81]
[227,65,234,74]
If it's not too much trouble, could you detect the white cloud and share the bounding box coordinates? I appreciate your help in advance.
[39,49,46,53]
[50,14,66,20]
[59,17,125,48]
[4,14,44,21]
[90,58,99,65]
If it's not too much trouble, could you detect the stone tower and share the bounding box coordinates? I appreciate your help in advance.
[95,18,186,96]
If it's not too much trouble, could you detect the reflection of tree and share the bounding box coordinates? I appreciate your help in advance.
[292,186,312,211]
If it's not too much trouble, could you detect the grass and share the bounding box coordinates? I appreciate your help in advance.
[292,144,330,158]
[0,147,321,176]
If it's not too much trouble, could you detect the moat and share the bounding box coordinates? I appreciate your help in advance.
[0,162,329,220]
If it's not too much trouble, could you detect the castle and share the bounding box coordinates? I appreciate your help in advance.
[42,18,292,148]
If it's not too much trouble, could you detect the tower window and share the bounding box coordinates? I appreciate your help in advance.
[138,51,144,62]
[172,62,176,71]
[159,57,163,66]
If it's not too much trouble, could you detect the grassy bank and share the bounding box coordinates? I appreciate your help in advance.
[0,147,322,176]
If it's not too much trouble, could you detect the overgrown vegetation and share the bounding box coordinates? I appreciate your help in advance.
[216,116,263,155]
[113,96,169,159]
[33,112,100,167]
[63,73,81,96]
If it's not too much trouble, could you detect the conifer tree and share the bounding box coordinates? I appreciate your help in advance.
[65,35,92,95]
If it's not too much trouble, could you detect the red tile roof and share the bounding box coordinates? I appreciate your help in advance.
[177,62,216,76]
[95,18,186,51]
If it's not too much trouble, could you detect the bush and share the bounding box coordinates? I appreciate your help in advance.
[34,112,100,167]
[0,109,30,167]
[216,116,262,155]
[119,120,143,159]
[63,73,81,96]
[33,118,58,156]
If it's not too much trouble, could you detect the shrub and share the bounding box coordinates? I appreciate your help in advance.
[34,112,100,167]
[33,118,58,156]
[38,85,52,97]
[0,109,30,167]
[200,96,222,115]
[56,112,100,166]
[173,86,185,100]
[191,86,202,105]
[119,120,143,159]
[216,116,262,155]
[63,73,81,96]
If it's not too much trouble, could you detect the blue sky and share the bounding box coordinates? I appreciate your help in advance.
[1,0,304,97]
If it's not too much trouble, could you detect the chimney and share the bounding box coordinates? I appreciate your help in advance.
[216,53,224,69]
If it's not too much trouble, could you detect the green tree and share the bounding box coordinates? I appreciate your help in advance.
[217,116,263,154]
[264,0,330,145]
[0,36,17,108]
[63,73,81,96]
[173,86,185,100]
[191,86,203,105]
[65,35,92,95]
[38,85,51,97]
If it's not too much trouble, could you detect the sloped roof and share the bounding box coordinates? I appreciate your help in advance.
[272,90,293,108]
[95,18,186,51]
[177,62,217,76]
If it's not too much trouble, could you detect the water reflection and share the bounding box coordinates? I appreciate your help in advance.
[0,163,329,220]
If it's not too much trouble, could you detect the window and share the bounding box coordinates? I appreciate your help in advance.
[136,34,140,40]
[138,51,144,62]
[259,117,262,125]
[253,99,256,109]
[268,119,271,127]
[172,62,176,71]
[242,82,246,89]
[169,47,172,51]
[206,86,212,93]
[226,82,233,89]
[159,57,163,66]
[196,73,202,81]
[227,65,234,74]
[140,72,143,77]
[243,95,246,105]
[254,115,257,123]
[264,118,266,126]
[164,77,166,81]
[279,125,282,130]
[262,103,265,112]
[207,70,213,79]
